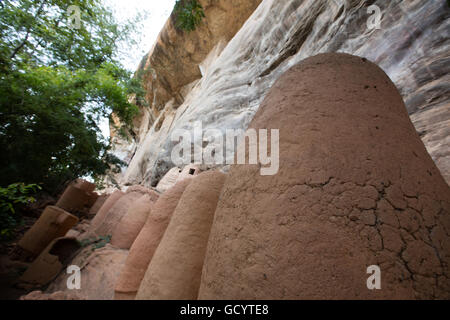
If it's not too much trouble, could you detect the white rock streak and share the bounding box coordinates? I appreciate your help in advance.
[119,0,450,186]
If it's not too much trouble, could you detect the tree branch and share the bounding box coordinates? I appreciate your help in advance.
[9,0,46,61]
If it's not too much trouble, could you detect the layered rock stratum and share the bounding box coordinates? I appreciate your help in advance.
[112,0,449,187]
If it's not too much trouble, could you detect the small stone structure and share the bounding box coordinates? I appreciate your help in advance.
[88,194,109,217]
[55,184,95,214]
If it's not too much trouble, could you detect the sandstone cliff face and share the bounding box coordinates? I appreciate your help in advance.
[110,0,262,165]
[138,0,264,116]
[115,0,449,186]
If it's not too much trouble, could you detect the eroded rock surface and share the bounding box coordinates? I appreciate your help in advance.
[46,244,128,300]
[118,0,450,187]
[110,0,263,172]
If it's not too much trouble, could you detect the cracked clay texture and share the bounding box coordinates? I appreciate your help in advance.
[198,53,450,300]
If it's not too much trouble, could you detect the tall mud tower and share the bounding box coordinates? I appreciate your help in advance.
[199,53,450,299]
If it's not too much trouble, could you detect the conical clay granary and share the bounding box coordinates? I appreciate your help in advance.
[135,171,226,300]
[114,179,192,300]
[198,53,450,300]
[90,190,125,230]
[55,184,93,214]
[110,192,159,249]
[88,194,108,217]
[93,186,158,237]
[156,167,181,193]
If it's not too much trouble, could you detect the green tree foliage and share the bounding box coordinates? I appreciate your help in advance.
[0,0,146,193]
[0,183,41,240]
[174,0,205,32]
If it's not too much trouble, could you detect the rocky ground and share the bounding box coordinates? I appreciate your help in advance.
[0,217,37,300]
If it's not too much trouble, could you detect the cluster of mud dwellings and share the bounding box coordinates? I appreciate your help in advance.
[18,54,450,300]
[16,164,201,297]
[16,178,100,287]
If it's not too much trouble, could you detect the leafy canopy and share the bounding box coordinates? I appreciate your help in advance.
[0,0,146,192]
[174,0,205,32]
[0,183,41,240]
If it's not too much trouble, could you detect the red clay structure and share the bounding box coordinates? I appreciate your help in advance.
[19,237,80,287]
[89,190,124,230]
[198,53,450,300]
[55,184,95,214]
[110,192,159,249]
[114,179,192,300]
[73,179,96,193]
[93,186,157,237]
[88,194,108,218]
[18,206,79,257]
[135,171,226,300]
